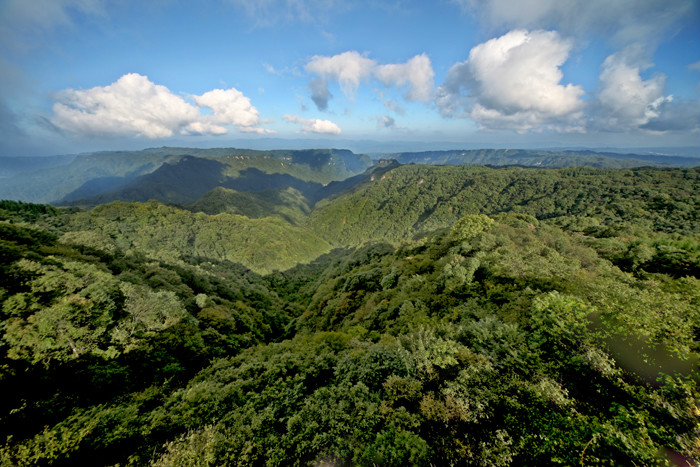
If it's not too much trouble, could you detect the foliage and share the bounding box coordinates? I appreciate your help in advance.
[310,165,700,245]
[392,148,700,169]
[63,200,331,274]
[1,162,699,466]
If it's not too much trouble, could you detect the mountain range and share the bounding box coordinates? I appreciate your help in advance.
[0,146,699,466]
[1,147,697,206]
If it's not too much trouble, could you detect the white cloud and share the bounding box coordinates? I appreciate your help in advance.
[305,51,436,110]
[283,114,342,134]
[193,88,270,133]
[593,49,698,133]
[52,73,201,138]
[456,0,693,47]
[436,30,584,132]
[374,54,434,102]
[51,73,270,138]
[596,52,666,129]
[184,121,228,136]
[306,51,376,99]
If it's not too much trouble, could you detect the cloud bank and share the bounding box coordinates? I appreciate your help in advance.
[50,73,271,138]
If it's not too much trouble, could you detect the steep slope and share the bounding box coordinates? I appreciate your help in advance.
[187,186,311,225]
[309,164,700,245]
[63,156,230,205]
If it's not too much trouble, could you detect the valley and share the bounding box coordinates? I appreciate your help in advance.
[0,147,698,466]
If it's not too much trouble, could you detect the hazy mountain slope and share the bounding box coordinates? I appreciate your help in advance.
[0,155,76,178]
[309,164,700,246]
[0,151,177,203]
[62,156,230,205]
[391,149,700,168]
[63,200,332,274]
[0,147,372,205]
[57,149,372,206]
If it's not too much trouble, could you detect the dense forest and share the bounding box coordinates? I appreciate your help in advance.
[0,158,699,466]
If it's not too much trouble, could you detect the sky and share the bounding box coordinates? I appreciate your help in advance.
[0,0,699,157]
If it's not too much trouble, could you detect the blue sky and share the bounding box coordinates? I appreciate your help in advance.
[0,0,699,156]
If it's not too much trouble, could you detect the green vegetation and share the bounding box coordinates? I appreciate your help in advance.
[63,200,331,274]
[310,165,700,245]
[0,163,699,466]
[187,187,311,225]
[392,148,700,168]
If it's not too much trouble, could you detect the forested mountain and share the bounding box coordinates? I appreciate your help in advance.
[390,148,700,168]
[0,159,699,466]
[0,148,373,205]
[310,165,700,246]
[1,147,697,206]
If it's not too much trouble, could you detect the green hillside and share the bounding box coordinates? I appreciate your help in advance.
[62,200,331,274]
[0,161,699,466]
[392,148,700,168]
[310,164,700,245]
[187,186,311,225]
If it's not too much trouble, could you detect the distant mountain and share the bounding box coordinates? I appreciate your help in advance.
[0,147,372,204]
[0,150,177,203]
[2,146,697,209]
[59,148,372,207]
[0,154,76,178]
[389,149,700,168]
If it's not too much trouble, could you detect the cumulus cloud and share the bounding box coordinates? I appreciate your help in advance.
[193,88,270,134]
[593,50,699,133]
[306,51,376,99]
[374,54,434,102]
[305,51,435,110]
[51,73,270,138]
[309,77,332,111]
[436,30,584,131]
[456,0,694,47]
[283,114,342,134]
